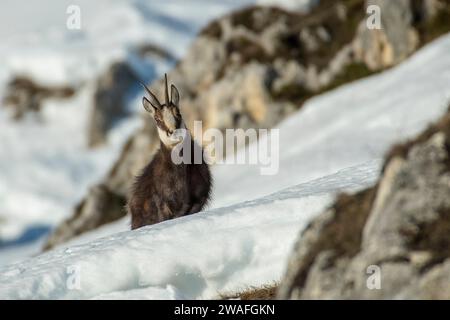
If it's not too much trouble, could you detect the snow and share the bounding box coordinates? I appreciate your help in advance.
[257,0,318,11]
[1,29,450,298]
[0,161,379,299]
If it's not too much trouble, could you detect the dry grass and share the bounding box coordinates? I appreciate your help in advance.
[219,282,278,300]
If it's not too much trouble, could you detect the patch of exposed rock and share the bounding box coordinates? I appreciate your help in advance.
[88,61,140,148]
[2,76,75,120]
[136,43,176,61]
[43,185,126,250]
[43,0,450,250]
[353,0,450,70]
[278,106,450,299]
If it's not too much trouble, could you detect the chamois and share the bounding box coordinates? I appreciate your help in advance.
[127,74,212,229]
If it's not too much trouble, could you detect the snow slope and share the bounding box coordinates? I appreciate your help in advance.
[1,32,450,299]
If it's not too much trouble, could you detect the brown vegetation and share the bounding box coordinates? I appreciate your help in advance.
[220,283,278,300]
[2,76,75,120]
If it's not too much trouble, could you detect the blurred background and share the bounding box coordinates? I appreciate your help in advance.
[0,0,449,267]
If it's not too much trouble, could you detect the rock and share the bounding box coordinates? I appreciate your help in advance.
[353,0,418,69]
[43,184,127,250]
[353,0,450,70]
[88,61,140,148]
[414,0,450,44]
[135,43,175,61]
[278,107,450,299]
[105,123,160,196]
[2,76,75,120]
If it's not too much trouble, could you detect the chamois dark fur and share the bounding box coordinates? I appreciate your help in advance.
[127,75,212,229]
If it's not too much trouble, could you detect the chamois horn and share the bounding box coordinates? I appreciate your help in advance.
[164,73,170,106]
[140,82,162,109]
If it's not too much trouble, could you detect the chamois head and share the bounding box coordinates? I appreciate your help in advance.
[142,74,184,146]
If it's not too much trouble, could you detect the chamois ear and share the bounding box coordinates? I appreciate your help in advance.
[142,97,156,115]
[171,84,180,107]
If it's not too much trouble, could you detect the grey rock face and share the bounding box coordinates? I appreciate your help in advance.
[279,110,450,299]
[43,184,127,250]
[88,62,140,148]
[353,0,449,70]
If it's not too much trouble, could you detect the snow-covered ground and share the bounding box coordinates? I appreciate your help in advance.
[0,162,379,299]
[1,27,450,298]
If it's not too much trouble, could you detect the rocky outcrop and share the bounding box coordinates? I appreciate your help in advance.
[353,0,449,70]
[2,77,75,120]
[278,106,450,299]
[43,185,126,250]
[353,0,419,69]
[43,0,450,250]
[88,62,140,148]
[136,43,175,61]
